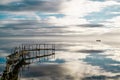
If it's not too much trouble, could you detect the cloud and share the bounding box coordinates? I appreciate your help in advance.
[0,20,69,37]
[0,0,21,5]
[0,0,62,12]
[110,12,120,15]
[0,19,109,37]
[0,0,119,35]
[0,0,119,13]
[77,24,104,28]
[60,0,120,17]
[38,0,120,28]
[105,16,120,27]
[46,16,89,26]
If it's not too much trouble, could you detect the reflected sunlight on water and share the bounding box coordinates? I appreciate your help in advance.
[0,38,120,80]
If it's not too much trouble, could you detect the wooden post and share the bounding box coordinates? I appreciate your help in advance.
[36,44,38,61]
[39,44,41,62]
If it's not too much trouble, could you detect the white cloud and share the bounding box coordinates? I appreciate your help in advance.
[43,0,120,27]
[108,16,120,27]
[60,0,120,17]
[110,12,120,15]
[0,0,21,4]
[46,16,89,26]
[4,12,41,21]
[0,0,120,35]
[103,16,120,28]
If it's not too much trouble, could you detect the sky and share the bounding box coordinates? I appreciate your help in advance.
[0,0,120,38]
[0,0,120,80]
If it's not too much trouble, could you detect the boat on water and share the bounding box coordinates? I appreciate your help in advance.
[96,40,101,42]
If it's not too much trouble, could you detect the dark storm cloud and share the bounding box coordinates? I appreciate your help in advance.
[77,24,104,28]
[0,0,62,12]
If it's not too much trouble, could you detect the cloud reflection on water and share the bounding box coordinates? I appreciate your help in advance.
[0,39,120,80]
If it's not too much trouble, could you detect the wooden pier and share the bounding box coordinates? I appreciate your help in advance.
[1,44,55,80]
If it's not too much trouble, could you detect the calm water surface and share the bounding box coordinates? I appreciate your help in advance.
[0,37,120,80]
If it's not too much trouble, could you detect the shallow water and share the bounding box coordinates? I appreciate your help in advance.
[0,37,120,80]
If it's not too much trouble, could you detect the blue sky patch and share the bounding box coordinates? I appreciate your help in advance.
[36,13,65,19]
[84,5,120,23]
